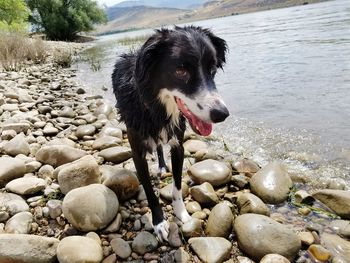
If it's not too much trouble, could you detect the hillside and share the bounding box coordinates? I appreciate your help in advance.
[95,0,330,35]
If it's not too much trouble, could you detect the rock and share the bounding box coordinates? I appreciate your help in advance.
[321,233,350,260]
[194,149,218,162]
[159,182,189,202]
[186,201,202,214]
[59,106,76,118]
[100,166,139,201]
[233,158,260,177]
[92,136,122,150]
[57,236,103,263]
[5,211,33,234]
[250,162,293,204]
[190,182,219,207]
[36,145,87,167]
[236,193,270,216]
[188,159,231,187]
[38,164,55,179]
[132,231,158,255]
[99,146,132,164]
[43,124,58,136]
[3,134,30,156]
[0,156,26,187]
[205,202,233,238]
[189,237,232,263]
[2,123,30,133]
[5,176,46,195]
[168,222,182,247]
[46,200,62,219]
[57,155,101,194]
[260,254,290,263]
[174,247,190,263]
[0,192,29,215]
[62,184,119,231]
[94,104,113,117]
[183,139,208,153]
[312,190,350,219]
[308,244,331,261]
[111,238,132,259]
[76,87,86,94]
[234,214,301,261]
[26,160,42,173]
[294,190,315,204]
[1,129,17,140]
[181,218,202,238]
[104,213,122,233]
[231,174,249,188]
[47,138,75,147]
[100,126,123,139]
[297,231,315,246]
[86,232,101,245]
[0,234,59,263]
[76,124,96,138]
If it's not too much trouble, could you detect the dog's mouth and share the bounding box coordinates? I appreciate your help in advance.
[175,97,212,136]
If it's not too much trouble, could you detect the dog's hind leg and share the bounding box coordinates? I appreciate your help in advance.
[156,145,169,174]
[127,129,169,242]
[170,137,192,223]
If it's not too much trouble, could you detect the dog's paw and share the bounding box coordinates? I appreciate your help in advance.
[154,220,169,242]
[177,210,192,223]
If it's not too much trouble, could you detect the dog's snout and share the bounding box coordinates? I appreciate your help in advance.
[210,104,229,123]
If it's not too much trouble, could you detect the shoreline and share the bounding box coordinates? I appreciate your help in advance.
[0,41,349,262]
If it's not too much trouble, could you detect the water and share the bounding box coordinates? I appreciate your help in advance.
[74,0,350,188]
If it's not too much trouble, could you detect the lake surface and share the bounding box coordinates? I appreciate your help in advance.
[75,0,350,187]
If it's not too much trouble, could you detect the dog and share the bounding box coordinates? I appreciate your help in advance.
[112,26,229,241]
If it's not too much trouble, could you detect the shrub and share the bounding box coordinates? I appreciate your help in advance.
[0,0,29,32]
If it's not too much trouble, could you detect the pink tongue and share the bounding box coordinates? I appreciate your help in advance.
[175,98,212,136]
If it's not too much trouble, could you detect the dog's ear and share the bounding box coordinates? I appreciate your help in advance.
[204,29,228,69]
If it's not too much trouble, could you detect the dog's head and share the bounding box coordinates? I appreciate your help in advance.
[135,26,229,136]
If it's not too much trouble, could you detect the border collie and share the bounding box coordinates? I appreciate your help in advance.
[112,26,229,241]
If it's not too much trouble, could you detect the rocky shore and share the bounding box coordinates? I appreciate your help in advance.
[0,43,349,263]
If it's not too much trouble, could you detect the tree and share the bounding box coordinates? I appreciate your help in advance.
[26,0,107,40]
[0,0,29,32]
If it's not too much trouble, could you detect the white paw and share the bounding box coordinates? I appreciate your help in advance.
[158,167,167,175]
[154,220,169,242]
[176,209,192,223]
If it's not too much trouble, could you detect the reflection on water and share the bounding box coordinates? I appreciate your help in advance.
[74,0,350,188]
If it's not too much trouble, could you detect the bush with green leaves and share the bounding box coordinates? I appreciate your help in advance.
[0,0,29,32]
[27,0,107,41]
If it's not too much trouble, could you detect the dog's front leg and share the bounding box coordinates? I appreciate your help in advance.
[127,129,169,242]
[170,141,192,223]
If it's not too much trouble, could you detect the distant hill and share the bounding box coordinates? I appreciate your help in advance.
[111,0,207,9]
[96,0,329,35]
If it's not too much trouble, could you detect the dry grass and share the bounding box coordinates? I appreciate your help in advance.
[117,34,150,46]
[52,49,73,68]
[0,33,48,71]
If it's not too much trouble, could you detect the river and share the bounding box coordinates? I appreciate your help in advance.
[74,0,350,188]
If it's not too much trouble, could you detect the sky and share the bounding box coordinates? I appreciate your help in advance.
[97,0,125,7]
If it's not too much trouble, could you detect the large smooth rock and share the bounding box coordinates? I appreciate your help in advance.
[5,211,33,234]
[36,145,87,167]
[250,162,293,204]
[92,136,122,150]
[3,134,30,156]
[57,155,101,194]
[0,192,29,215]
[76,124,96,139]
[100,166,139,201]
[188,159,231,187]
[234,214,301,261]
[321,233,350,260]
[98,146,132,164]
[62,184,119,231]
[205,202,233,238]
[132,231,158,255]
[5,176,46,195]
[190,182,219,207]
[2,123,30,133]
[189,237,232,263]
[0,234,59,263]
[57,236,103,263]
[233,158,260,178]
[111,238,132,259]
[237,193,270,216]
[313,190,350,219]
[260,254,290,263]
[0,157,26,187]
[183,139,208,153]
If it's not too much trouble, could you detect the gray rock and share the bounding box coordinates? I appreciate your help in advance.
[188,159,231,187]
[5,211,33,234]
[250,162,293,204]
[43,124,59,136]
[0,211,10,222]
[98,146,132,164]
[76,124,96,138]
[233,158,260,177]
[181,218,202,238]
[168,222,182,247]
[57,236,103,263]
[2,123,30,133]
[62,184,119,231]
[25,160,42,173]
[0,156,26,187]
[183,139,208,153]
[101,166,139,201]
[205,202,233,238]
[36,145,87,167]
[57,155,101,194]
[46,199,62,219]
[260,254,290,263]
[94,104,113,117]
[234,214,301,261]
[104,213,122,233]
[100,126,123,139]
[111,238,132,259]
[0,234,59,263]
[0,192,29,215]
[159,182,189,202]
[294,190,315,204]
[59,106,76,118]
[47,138,75,147]
[1,103,18,111]
[5,176,46,195]
[3,134,30,156]
[1,129,17,140]
[321,233,350,260]
[38,164,55,179]
[92,136,122,150]
[237,193,270,216]
[313,190,350,219]
[189,237,232,263]
[174,247,190,263]
[190,182,219,207]
[132,231,158,255]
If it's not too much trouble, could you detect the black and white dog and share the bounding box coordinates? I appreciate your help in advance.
[112,26,229,241]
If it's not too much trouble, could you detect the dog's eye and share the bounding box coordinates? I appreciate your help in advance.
[174,68,189,82]
[210,67,217,77]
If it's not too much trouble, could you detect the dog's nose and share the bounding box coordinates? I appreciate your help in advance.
[210,105,229,123]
